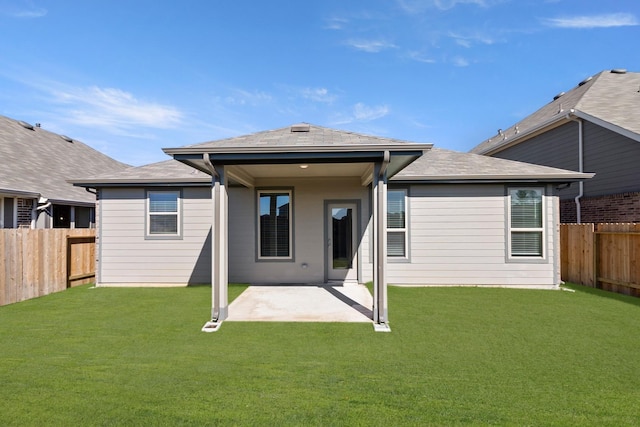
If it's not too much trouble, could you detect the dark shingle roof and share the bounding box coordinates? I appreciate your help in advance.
[0,115,129,203]
[393,148,592,182]
[174,123,422,151]
[73,159,210,185]
[471,69,640,155]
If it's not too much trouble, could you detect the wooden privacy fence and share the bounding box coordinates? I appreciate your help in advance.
[561,223,640,297]
[0,229,96,306]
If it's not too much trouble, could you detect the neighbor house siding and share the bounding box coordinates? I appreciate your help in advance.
[492,121,640,200]
[98,187,212,285]
[493,122,580,201]
[387,184,558,287]
[581,122,640,197]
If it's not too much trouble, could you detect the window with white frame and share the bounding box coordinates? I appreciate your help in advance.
[509,188,544,257]
[258,190,292,259]
[387,189,407,257]
[147,191,180,237]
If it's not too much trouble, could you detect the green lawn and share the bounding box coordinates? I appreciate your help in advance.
[1,283,639,426]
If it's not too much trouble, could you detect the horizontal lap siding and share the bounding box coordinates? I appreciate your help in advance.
[387,184,556,286]
[582,122,640,196]
[228,178,369,284]
[99,187,212,285]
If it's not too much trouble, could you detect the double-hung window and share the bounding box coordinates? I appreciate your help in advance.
[387,189,408,258]
[147,190,181,238]
[508,188,544,258]
[258,190,292,259]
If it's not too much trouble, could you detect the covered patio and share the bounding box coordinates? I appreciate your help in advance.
[163,124,427,332]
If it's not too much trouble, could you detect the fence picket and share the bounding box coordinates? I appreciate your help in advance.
[0,229,96,306]
[561,223,640,297]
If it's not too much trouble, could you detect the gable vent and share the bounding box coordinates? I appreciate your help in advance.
[18,120,34,130]
[291,123,310,132]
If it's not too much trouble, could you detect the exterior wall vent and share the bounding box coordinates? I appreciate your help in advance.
[18,120,34,130]
[610,69,627,74]
[291,123,310,132]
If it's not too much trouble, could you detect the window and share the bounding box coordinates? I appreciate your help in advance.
[258,190,292,259]
[509,188,544,257]
[52,204,71,228]
[147,191,180,237]
[387,189,407,257]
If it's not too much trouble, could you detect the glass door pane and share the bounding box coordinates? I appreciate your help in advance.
[332,207,352,269]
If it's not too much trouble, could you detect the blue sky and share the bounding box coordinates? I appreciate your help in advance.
[1,0,639,166]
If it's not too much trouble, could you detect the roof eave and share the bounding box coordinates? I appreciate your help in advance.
[71,178,211,188]
[392,173,594,183]
[163,143,431,155]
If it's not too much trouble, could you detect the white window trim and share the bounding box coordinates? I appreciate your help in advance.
[146,190,182,239]
[507,187,545,260]
[257,189,293,261]
[387,188,408,259]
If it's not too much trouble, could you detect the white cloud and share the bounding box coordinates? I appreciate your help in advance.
[345,39,397,53]
[324,16,349,30]
[407,51,437,63]
[331,103,390,125]
[49,85,183,132]
[300,87,336,104]
[543,13,639,29]
[353,103,390,121]
[451,56,470,67]
[224,89,272,106]
[448,31,497,47]
[397,0,493,13]
[0,1,47,18]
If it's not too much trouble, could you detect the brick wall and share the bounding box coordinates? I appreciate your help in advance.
[17,198,33,228]
[561,192,640,223]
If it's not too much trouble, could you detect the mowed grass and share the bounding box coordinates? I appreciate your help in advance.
[1,283,639,426]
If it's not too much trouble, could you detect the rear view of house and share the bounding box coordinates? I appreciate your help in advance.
[73,124,591,328]
[0,114,128,229]
[471,69,640,223]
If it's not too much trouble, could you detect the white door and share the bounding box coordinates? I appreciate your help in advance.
[327,203,358,283]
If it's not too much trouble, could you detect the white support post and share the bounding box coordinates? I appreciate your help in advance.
[211,165,229,322]
[372,162,390,331]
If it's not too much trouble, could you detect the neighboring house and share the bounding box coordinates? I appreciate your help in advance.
[470,69,640,223]
[73,124,590,328]
[0,114,128,229]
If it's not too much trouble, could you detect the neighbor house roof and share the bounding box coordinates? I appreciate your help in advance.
[72,159,211,187]
[392,148,593,183]
[471,69,640,155]
[0,114,129,204]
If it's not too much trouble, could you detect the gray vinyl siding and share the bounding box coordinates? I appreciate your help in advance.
[582,122,640,197]
[493,121,640,199]
[228,177,370,284]
[386,184,557,287]
[99,187,212,285]
[493,122,580,200]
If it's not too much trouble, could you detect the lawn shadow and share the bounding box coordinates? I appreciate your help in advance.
[564,282,640,308]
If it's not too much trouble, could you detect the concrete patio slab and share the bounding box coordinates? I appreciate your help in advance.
[225,284,373,322]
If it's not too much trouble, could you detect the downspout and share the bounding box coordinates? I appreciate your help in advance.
[566,111,584,223]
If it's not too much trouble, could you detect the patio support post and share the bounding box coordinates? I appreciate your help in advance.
[211,164,229,322]
[372,157,389,330]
